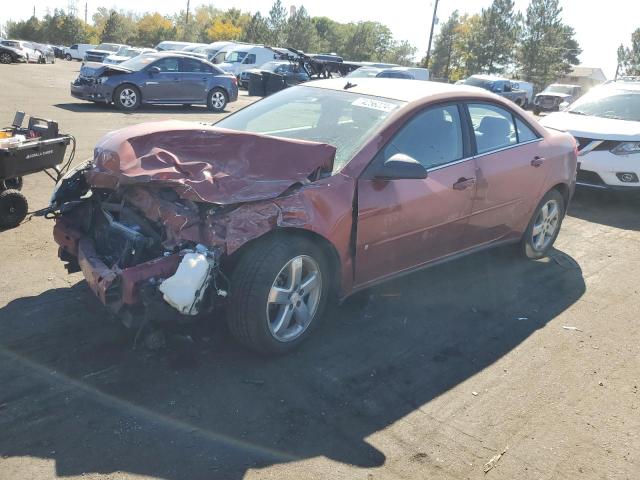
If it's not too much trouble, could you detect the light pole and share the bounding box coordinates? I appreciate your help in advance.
[425,0,440,68]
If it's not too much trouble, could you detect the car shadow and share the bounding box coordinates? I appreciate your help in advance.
[0,245,585,479]
[568,188,640,231]
[53,103,230,115]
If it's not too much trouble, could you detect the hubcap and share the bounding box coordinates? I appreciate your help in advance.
[211,92,225,109]
[266,255,322,342]
[119,88,137,108]
[531,199,560,251]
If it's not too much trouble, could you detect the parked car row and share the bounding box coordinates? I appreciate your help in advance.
[0,39,57,64]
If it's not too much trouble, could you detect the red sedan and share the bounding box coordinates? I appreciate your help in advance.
[50,78,577,354]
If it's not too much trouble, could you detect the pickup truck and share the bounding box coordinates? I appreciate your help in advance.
[463,75,528,107]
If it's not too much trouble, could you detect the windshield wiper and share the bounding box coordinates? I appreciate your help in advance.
[568,110,589,116]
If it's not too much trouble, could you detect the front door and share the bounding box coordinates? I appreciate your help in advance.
[355,104,478,287]
[143,57,181,101]
[466,102,550,243]
[178,58,211,102]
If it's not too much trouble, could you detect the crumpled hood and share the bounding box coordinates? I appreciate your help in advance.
[80,62,131,77]
[87,121,336,205]
[540,112,640,141]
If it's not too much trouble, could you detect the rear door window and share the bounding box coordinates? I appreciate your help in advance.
[468,103,517,154]
[179,58,207,72]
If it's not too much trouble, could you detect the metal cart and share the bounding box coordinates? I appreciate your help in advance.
[0,112,75,229]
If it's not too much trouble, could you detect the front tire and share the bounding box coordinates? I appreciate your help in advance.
[533,107,541,116]
[65,53,72,61]
[226,234,331,355]
[0,189,28,229]
[0,52,13,64]
[114,84,141,111]
[522,189,565,259]
[207,87,228,112]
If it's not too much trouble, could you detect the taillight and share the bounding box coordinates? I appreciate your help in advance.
[231,76,237,86]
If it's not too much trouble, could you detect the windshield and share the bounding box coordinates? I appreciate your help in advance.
[348,68,382,78]
[567,88,640,121]
[225,51,248,63]
[117,48,141,58]
[463,77,494,89]
[544,85,575,95]
[96,44,121,52]
[118,54,160,71]
[216,85,404,172]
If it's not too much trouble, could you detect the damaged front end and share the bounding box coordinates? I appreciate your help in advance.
[49,122,336,328]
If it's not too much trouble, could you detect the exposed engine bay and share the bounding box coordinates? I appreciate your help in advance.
[48,122,337,330]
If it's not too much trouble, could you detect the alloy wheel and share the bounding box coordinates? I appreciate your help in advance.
[531,199,560,252]
[266,255,323,342]
[119,88,137,108]
[210,91,226,110]
[0,53,12,64]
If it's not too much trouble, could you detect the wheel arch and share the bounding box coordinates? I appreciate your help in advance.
[550,182,570,209]
[224,227,342,295]
[115,82,142,103]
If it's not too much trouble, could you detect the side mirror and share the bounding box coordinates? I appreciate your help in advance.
[374,153,428,180]
[148,66,161,75]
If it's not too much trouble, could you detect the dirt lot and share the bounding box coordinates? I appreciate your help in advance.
[1,61,639,480]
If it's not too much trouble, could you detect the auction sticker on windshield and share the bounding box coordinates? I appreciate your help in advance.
[352,97,399,113]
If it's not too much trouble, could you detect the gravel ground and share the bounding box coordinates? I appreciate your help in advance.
[0,61,639,480]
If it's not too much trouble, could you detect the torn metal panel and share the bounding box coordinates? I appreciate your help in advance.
[86,122,336,205]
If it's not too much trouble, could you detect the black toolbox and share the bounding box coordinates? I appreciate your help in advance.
[0,112,71,179]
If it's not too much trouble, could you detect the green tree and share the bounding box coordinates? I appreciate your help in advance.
[617,28,640,76]
[517,0,581,89]
[6,16,42,42]
[286,6,318,52]
[384,40,416,66]
[342,21,393,61]
[242,12,269,44]
[312,16,344,53]
[267,0,288,45]
[476,0,521,74]
[426,11,461,80]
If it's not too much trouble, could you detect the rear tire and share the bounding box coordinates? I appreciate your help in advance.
[0,189,28,229]
[226,234,331,355]
[65,53,72,61]
[521,189,565,259]
[533,107,541,115]
[207,87,228,112]
[0,52,13,64]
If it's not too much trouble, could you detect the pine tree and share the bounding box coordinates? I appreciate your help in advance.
[517,0,581,89]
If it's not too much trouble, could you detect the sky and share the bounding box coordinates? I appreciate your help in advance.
[1,0,638,78]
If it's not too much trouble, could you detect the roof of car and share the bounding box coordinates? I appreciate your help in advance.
[304,78,489,102]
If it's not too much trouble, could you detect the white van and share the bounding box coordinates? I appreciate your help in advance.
[218,45,280,77]
[63,44,95,61]
[197,41,238,63]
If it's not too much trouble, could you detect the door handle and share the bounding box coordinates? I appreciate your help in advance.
[453,177,476,190]
[531,156,545,167]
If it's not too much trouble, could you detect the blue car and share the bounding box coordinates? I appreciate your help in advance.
[70,52,239,112]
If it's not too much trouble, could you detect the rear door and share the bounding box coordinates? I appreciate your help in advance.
[178,58,211,102]
[355,103,478,286]
[465,102,549,243]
